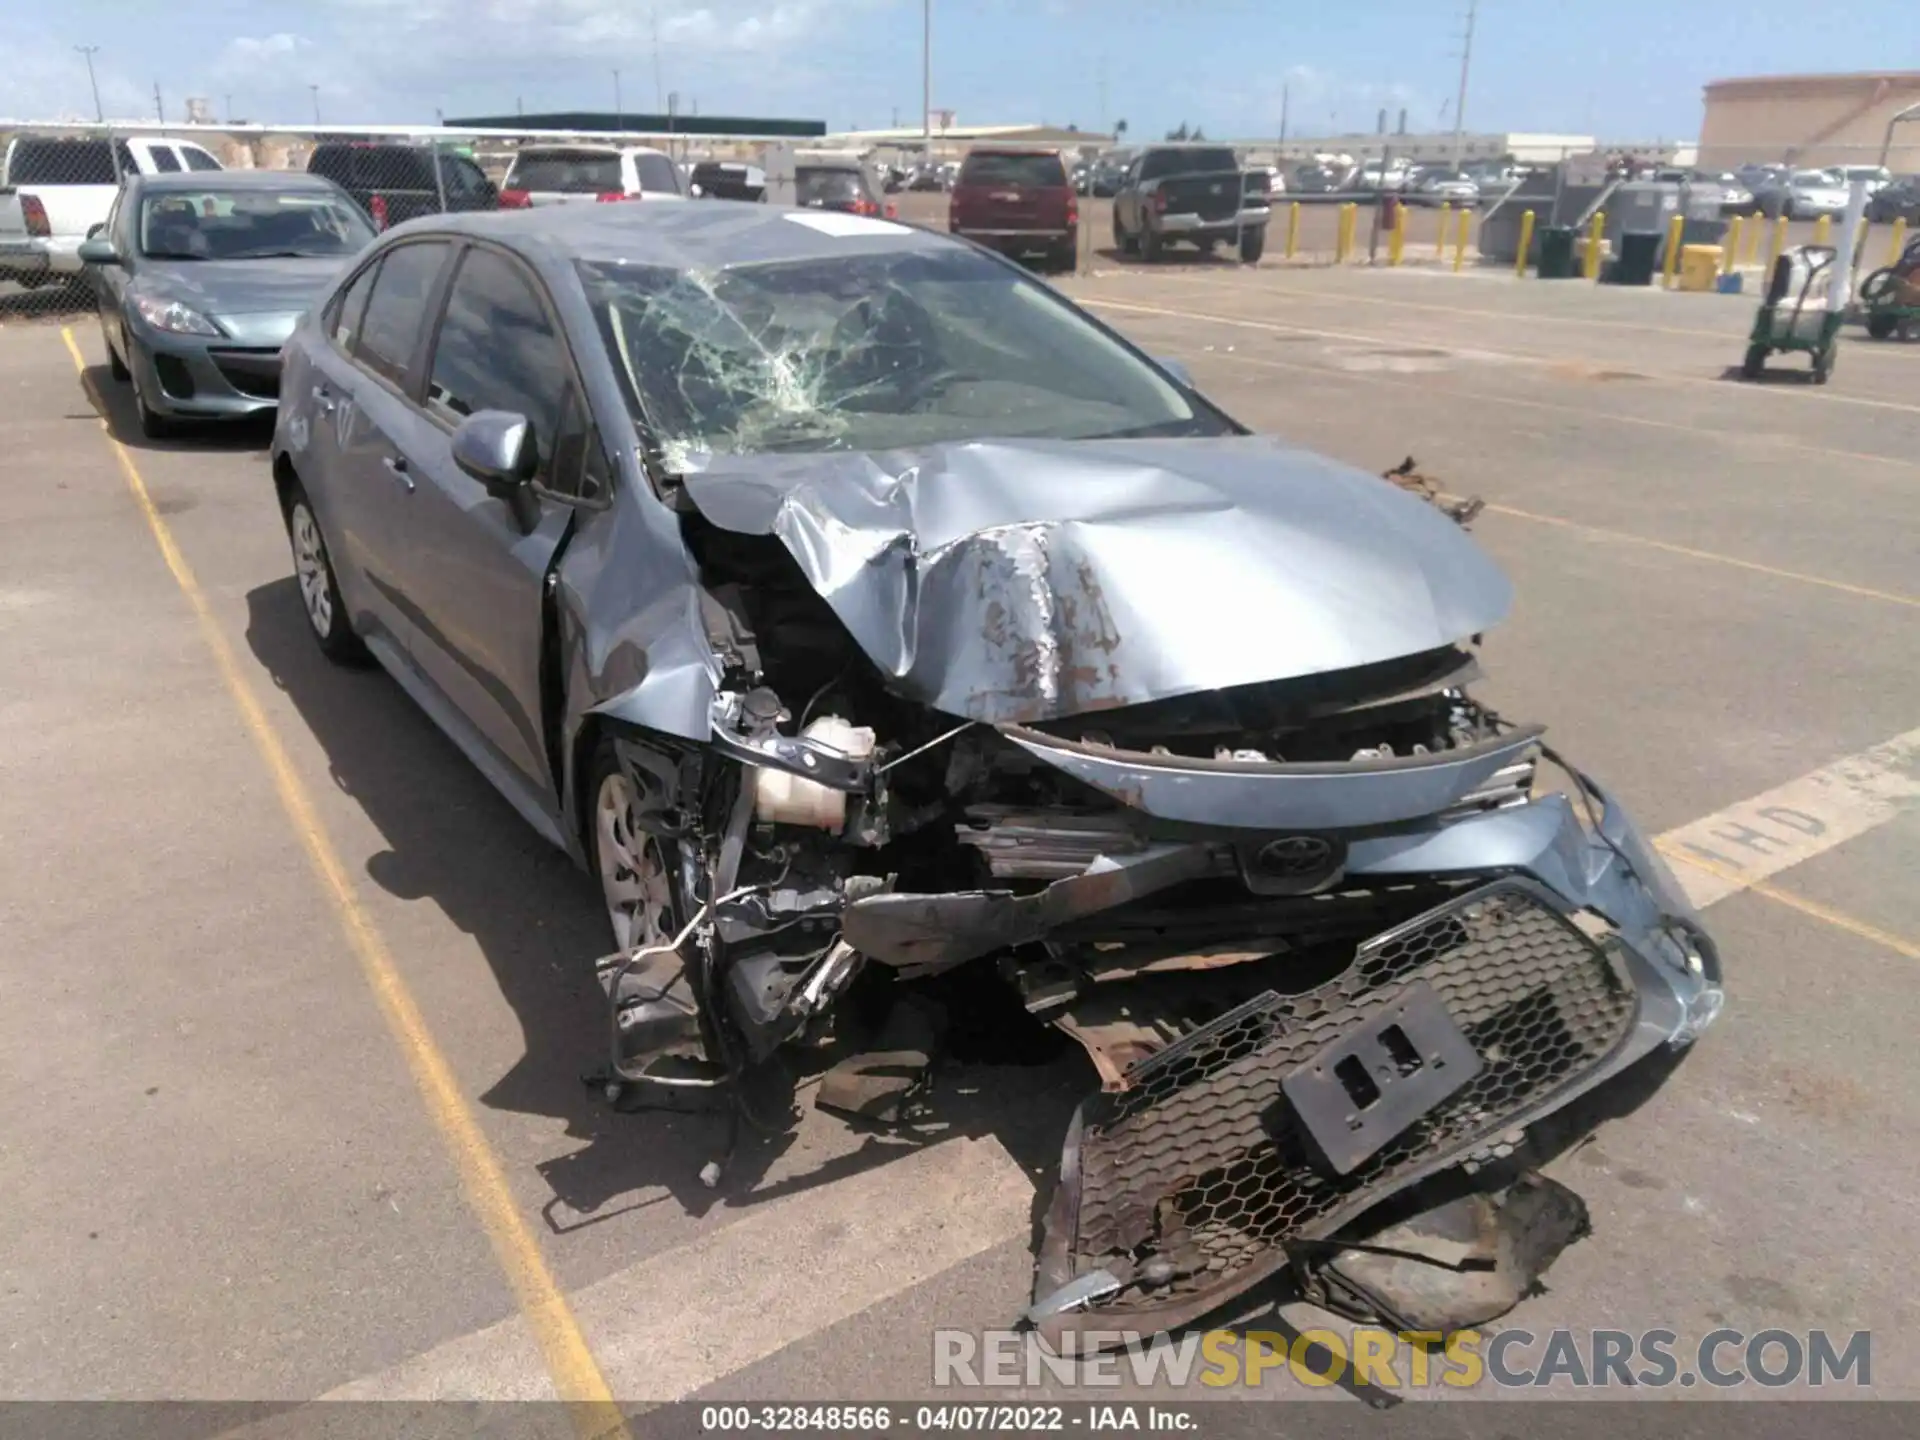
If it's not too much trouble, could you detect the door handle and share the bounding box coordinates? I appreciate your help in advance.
[309,384,336,414]
[382,454,414,492]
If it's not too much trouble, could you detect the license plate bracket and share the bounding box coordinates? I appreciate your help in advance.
[1279,980,1482,1175]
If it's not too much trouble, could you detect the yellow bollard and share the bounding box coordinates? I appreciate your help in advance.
[1389,203,1406,266]
[1285,201,1300,260]
[1767,214,1787,275]
[1812,214,1831,246]
[1514,209,1536,278]
[1661,213,1684,288]
[1453,207,1470,272]
[1336,202,1357,263]
[1723,216,1743,276]
[1436,202,1452,257]
[1888,216,1908,267]
[1584,209,1606,280]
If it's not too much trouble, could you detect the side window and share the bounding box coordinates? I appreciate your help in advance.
[329,258,382,350]
[182,145,222,172]
[445,156,491,198]
[356,241,451,389]
[148,146,182,173]
[633,153,681,195]
[424,247,572,482]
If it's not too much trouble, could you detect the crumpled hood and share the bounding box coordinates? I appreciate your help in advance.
[679,436,1512,724]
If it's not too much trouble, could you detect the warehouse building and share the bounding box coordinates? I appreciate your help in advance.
[1697,72,1920,171]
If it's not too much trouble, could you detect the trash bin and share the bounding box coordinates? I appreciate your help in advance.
[1535,226,1578,279]
[1607,231,1662,286]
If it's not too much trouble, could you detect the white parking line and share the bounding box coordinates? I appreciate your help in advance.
[1656,726,1920,908]
[325,1135,1036,1403]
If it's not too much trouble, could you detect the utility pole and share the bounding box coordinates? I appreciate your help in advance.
[613,67,622,129]
[309,84,321,125]
[225,93,233,124]
[76,46,103,122]
[153,82,164,124]
[1279,83,1289,144]
[1097,54,1107,138]
[651,10,664,113]
[1450,0,1476,169]
[921,0,932,157]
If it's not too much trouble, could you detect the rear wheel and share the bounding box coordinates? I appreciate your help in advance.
[1741,343,1768,380]
[285,481,370,665]
[1240,226,1267,264]
[1141,226,1163,263]
[1866,312,1898,340]
[1113,215,1138,255]
[1811,346,1834,385]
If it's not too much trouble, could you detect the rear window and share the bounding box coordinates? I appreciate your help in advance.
[959,152,1068,188]
[509,149,623,194]
[5,138,135,186]
[1139,147,1239,181]
[795,167,868,205]
[633,153,682,195]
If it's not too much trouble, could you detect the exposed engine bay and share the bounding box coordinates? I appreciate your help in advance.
[587,441,1724,1344]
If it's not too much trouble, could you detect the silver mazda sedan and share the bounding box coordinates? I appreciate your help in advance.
[271,200,1721,1343]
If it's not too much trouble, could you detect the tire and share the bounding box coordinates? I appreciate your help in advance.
[1859,268,1898,303]
[1113,216,1138,256]
[1741,344,1767,380]
[133,376,177,440]
[1050,243,1076,274]
[1141,226,1163,264]
[1239,226,1267,264]
[107,333,130,382]
[283,481,370,665]
[1812,346,1833,385]
[1867,312,1898,340]
[587,741,685,956]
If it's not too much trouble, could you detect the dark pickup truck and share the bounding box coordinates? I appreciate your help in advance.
[306,142,499,231]
[1111,145,1270,263]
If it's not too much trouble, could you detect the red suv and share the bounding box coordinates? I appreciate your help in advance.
[948,148,1078,271]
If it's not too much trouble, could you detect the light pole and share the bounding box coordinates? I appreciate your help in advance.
[1450,0,1477,169]
[613,68,622,129]
[921,0,932,159]
[75,45,103,122]
[309,84,321,125]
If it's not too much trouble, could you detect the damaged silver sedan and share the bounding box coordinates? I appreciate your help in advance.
[271,200,1723,1345]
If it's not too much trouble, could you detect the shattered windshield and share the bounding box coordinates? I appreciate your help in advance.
[579,246,1227,466]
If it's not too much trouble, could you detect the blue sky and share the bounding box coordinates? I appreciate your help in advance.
[9,1,1914,142]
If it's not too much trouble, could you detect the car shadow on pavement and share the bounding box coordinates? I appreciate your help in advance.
[76,360,276,455]
[243,576,1084,1240]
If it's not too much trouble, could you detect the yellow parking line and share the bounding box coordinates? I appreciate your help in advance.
[1081,294,1920,417]
[1168,335,1920,482]
[60,329,627,1438]
[1476,499,1920,608]
[1656,842,1920,962]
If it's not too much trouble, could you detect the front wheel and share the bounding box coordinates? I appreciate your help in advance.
[1866,312,1898,340]
[106,328,130,382]
[589,745,684,956]
[1240,226,1267,264]
[285,482,370,665]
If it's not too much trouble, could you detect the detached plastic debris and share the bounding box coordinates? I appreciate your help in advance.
[1382,455,1486,526]
[1315,1173,1591,1333]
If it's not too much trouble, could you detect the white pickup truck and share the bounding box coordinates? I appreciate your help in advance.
[0,134,225,289]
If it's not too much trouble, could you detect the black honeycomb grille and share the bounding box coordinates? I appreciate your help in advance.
[1069,880,1638,1307]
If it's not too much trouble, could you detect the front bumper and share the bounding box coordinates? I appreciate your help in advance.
[130,327,283,420]
[1022,764,1722,1344]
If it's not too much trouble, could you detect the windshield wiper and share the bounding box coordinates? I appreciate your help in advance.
[142,251,204,261]
[224,248,335,260]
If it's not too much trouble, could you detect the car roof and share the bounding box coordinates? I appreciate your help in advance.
[384,197,954,272]
[516,143,670,158]
[133,170,340,192]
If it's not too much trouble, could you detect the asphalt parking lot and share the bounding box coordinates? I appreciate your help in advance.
[2,248,1917,1420]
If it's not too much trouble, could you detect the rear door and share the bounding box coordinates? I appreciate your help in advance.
[399,242,588,815]
[321,238,458,653]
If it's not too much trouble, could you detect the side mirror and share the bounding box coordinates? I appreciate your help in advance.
[77,237,120,266]
[451,410,542,532]
[1153,355,1194,389]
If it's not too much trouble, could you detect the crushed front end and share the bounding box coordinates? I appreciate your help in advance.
[587,438,1722,1337]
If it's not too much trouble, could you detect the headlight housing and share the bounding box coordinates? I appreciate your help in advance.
[132,292,221,336]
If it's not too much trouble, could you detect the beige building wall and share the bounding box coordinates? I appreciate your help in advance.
[1699,72,1920,171]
